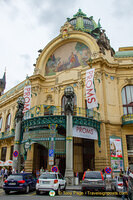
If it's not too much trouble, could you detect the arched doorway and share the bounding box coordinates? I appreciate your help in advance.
[33,143,48,172]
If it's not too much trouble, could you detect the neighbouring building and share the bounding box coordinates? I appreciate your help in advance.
[0,9,133,178]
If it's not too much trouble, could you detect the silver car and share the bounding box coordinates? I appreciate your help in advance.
[36,172,66,195]
[111,176,124,192]
[81,171,106,193]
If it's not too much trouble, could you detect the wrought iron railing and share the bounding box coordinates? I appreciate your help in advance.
[122,113,133,125]
[23,105,100,121]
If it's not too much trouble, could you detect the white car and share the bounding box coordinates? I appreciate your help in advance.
[36,172,66,195]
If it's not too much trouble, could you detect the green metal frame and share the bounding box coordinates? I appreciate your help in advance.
[22,115,101,147]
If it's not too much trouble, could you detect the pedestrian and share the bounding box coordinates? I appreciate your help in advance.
[119,168,123,177]
[4,168,8,179]
[127,167,130,176]
[122,174,128,200]
[20,168,25,173]
[8,167,12,176]
[36,169,40,179]
[40,166,44,175]
[128,166,133,200]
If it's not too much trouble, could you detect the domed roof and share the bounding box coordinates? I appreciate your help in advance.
[67,9,101,39]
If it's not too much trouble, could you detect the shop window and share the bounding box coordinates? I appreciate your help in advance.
[0,117,2,133]
[122,85,133,115]
[1,147,7,161]
[10,145,14,160]
[61,94,77,115]
[5,113,11,133]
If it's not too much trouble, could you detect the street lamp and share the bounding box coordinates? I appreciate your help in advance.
[64,86,74,185]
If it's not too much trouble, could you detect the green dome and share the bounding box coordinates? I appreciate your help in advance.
[67,9,101,39]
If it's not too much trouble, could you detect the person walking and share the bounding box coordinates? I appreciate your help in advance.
[128,166,133,200]
[4,168,8,179]
[122,174,128,200]
[40,167,44,175]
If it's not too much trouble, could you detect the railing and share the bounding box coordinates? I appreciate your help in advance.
[0,129,15,139]
[122,114,133,125]
[24,105,100,121]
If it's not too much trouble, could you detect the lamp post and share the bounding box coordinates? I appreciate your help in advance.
[64,86,74,185]
[13,97,25,173]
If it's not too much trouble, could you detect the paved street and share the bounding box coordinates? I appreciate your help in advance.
[0,189,122,200]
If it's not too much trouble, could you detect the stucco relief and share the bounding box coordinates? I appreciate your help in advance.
[45,42,91,76]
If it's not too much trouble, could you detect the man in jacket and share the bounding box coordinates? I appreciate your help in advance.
[128,165,133,200]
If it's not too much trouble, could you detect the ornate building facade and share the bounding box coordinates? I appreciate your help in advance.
[0,9,133,177]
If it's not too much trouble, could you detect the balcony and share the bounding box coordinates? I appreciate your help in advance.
[23,105,100,121]
[122,114,133,125]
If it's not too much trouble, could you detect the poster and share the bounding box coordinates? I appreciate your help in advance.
[110,138,124,171]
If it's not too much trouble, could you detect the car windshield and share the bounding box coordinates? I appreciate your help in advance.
[85,172,102,179]
[7,175,23,181]
[40,173,57,179]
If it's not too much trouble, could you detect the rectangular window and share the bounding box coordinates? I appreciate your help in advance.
[1,147,7,161]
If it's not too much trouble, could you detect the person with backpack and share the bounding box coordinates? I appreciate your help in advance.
[128,166,133,200]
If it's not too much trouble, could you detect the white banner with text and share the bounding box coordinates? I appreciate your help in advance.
[86,68,98,109]
[23,85,31,113]
[73,125,98,140]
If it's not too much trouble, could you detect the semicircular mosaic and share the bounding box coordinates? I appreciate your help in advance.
[45,42,91,76]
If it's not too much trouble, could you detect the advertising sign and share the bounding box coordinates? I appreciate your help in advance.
[110,137,124,171]
[73,125,98,140]
[23,85,31,113]
[86,68,98,109]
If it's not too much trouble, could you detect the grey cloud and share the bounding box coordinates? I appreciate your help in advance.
[112,0,133,18]
[20,54,31,69]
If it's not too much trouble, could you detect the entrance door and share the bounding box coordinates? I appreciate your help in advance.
[33,143,48,172]
[83,139,94,171]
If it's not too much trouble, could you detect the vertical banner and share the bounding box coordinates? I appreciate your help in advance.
[23,85,31,113]
[110,137,124,171]
[86,68,98,109]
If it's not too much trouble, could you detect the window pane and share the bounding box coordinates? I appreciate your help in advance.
[126,86,131,104]
[0,117,2,131]
[131,86,133,102]
[123,107,127,115]
[122,88,126,105]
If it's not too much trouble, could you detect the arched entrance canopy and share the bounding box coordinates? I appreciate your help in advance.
[22,115,101,147]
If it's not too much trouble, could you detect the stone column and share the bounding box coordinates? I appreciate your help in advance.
[65,113,74,185]
[13,97,25,173]
[64,86,74,185]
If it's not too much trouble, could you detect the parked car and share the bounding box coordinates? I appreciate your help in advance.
[36,172,66,195]
[111,176,125,192]
[81,171,106,193]
[3,173,36,194]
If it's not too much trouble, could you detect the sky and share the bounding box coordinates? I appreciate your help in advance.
[0,0,133,92]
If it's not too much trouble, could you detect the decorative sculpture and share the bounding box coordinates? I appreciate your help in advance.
[64,86,74,115]
[15,96,25,122]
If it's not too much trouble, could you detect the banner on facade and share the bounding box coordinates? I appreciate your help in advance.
[110,137,124,171]
[86,68,98,109]
[23,85,31,113]
[73,125,98,140]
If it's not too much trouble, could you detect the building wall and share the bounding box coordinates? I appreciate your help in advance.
[0,28,133,173]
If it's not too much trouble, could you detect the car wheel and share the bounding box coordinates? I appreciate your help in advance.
[25,185,30,194]
[5,191,10,195]
[56,186,61,195]
[36,190,40,195]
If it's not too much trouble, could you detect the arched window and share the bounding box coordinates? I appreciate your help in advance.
[0,117,2,133]
[5,113,11,133]
[61,94,77,115]
[121,85,133,115]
